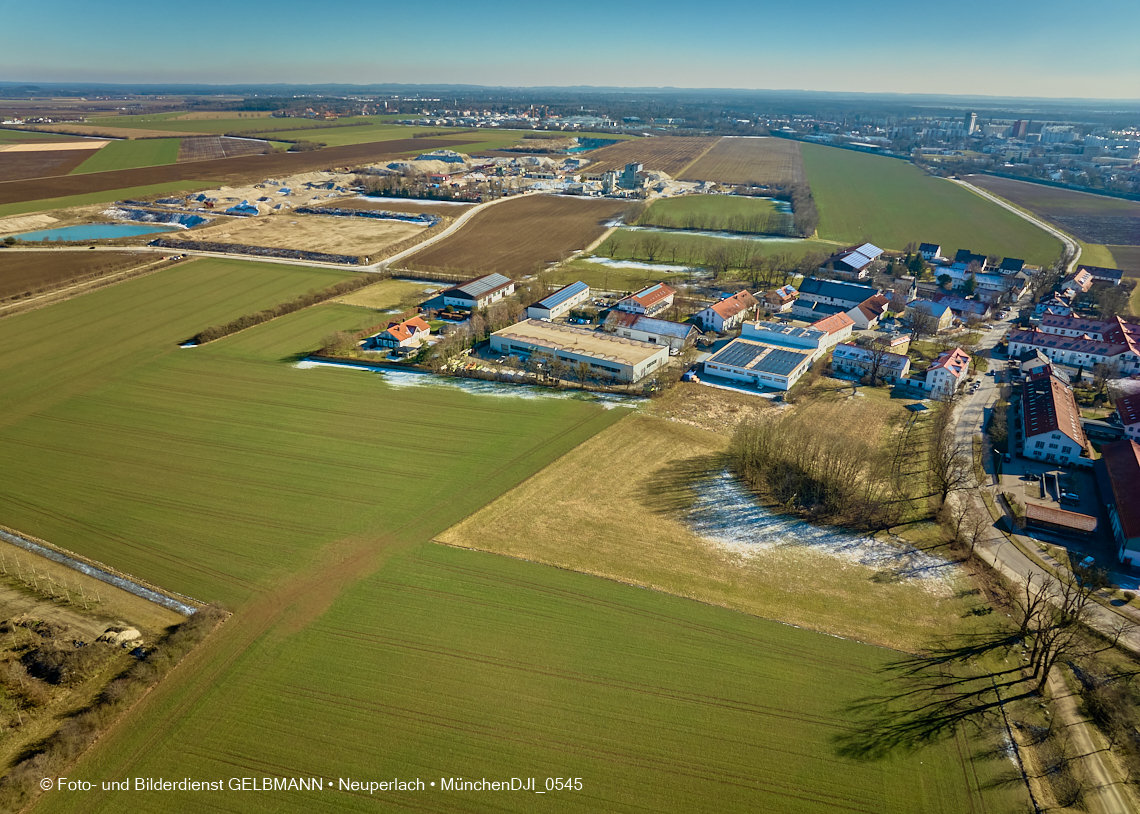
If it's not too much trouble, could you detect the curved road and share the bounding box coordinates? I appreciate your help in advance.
[950,178,1082,273]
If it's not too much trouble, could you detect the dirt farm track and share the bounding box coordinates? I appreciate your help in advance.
[0,137,462,206]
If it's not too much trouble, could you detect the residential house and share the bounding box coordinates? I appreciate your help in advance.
[616,283,676,317]
[1100,439,1140,564]
[1117,393,1140,441]
[792,279,877,320]
[930,293,990,321]
[762,285,798,313]
[694,290,758,333]
[998,257,1025,275]
[810,312,856,349]
[919,243,941,261]
[831,343,911,383]
[1021,372,1091,466]
[1032,293,1074,320]
[605,312,698,352]
[1077,265,1124,286]
[847,294,891,330]
[819,243,884,280]
[527,281,591,321]
[951,249,989,271]
[1008,316,1140,376]
[925,348,971,396]
[907,299,955,332]
[443,273,516,310]
[1060,269,1094,296]
[367,316,431,349]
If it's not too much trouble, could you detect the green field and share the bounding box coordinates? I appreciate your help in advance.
[639,193,787,232]
[1076,241,1117,269]
[0,128,82,143]
[801,144,1063,265]
[1,260,1021,813]
[254,124,438,148]
[0,181,212,219]
[86,113,400,135]
[70,138,183,174]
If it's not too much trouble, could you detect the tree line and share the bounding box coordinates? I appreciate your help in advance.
[189,277,376,345]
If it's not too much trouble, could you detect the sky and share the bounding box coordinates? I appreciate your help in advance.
[3,0,1138,99]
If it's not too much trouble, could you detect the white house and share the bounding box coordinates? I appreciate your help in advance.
[792,279,877,321]
[1118,393,1140,442]
[831,343,912,384]
[1021,372,1091,466]
[1007,321,1140,376]
[527,281,591,321]
[847,294,891,330]
[366,316,431,349]
[616,283,676,317]
[925,347,971,396]
[695,290,758,333]
[443,273,516,310]
[762,285,798,313]
[809,312,856,349]
[919,243,942,261]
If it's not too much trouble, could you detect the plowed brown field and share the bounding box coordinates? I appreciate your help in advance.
[404,194,629,276]
[583,136,719,176]
[0,251,145,300]
[0,137,460,207]
[680,137,806,185]
[177,136,271,163]
[0,150,95,181]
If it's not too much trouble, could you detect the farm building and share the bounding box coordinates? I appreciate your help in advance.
[443,273,516,310]
[366,317,431,349]
[792,279,877,321]
[1099,440,1140,564]
[616,283,676,317]
[490,320,668,383]
[694,290,759,333]
[605,312,698,352]
[847,294,891,330]
[703,339,814,391]
[762,285,798,313]
[924,348,971,397]
[1118,394,1140,441]
[527,281,591,321]
[1021,372,1091,466]
[819,243,884,280]
[809,312,856,349]
[1024,504,1097,540]
[831,343,912,384]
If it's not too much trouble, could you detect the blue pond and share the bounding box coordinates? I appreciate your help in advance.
[14,223,181,242]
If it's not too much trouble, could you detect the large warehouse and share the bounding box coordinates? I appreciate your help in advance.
[703,338,814,391]
[490,319,669,382]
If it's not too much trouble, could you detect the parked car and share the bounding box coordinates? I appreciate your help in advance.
[1061,492,1081,504]
[1079,556,1095,569]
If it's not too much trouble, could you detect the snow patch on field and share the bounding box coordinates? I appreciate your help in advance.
[687,471,957,593]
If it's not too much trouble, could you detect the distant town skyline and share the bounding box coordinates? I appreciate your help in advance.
[4,0,1138,100]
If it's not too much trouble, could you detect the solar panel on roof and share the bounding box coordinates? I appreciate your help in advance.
[715,342,769,368]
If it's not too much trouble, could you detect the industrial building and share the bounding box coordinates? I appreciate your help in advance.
[527,281,591,321]
[490,319,669,382]
[442,273,516,310]
[604,311,698,352]
[703,338,814,391]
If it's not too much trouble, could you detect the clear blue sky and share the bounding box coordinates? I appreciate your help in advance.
[4,0,1138,99]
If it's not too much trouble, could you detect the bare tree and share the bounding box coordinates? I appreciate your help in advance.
[928,406,970,502]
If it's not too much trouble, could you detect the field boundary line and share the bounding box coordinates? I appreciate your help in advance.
[950,178,1080,273]
[673,137,723,181]
[0,524,204,615]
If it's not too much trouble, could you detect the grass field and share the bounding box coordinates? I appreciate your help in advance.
[1,261,1022,813]
[405,195,630,276]
[578,136,720,175]
[438,411,974,652]
[70,138,182,175]
[640,193,786,226]
[549,258,692,291]
[591,228,839,270]
[679,137,807,185]
[801,144,1064,264]
[1076,241,1117,269]
[85,114,399,136]
[0,181,211,219]
[333,277,442,310]
[1109,245,1140,276]
[0,129,85,143]
[967,174,1140,246]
